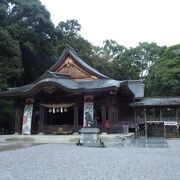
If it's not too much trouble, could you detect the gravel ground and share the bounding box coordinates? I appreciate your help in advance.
[0,140,180,180]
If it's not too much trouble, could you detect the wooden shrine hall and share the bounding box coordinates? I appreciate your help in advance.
[1,47,179,137]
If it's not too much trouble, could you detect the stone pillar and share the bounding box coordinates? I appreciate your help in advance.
[38,105,45,134]
[73,104,78,132]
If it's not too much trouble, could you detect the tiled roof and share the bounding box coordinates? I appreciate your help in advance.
[0,48,145,98]
[0,78,127,97]
[130,97,180,107]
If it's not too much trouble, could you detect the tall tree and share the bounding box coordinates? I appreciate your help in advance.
[0,99,15,133]
[146,44,180,96]
[55,19,93,65]
[0,28,22,90]
[0,1,23,90]
[91,40,139,80]
[3,0,56,84]
[126,42,166,78]
[56,19,81,37]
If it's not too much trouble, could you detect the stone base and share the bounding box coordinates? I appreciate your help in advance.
[38,132,44,135]
[14,132,20,135]
[77,127,104,147]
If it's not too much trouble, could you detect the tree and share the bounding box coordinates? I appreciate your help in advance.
[56,19,81,37]
[55,19,93,65]
[91,40,140,80]
[100,39,126,60]
[0,0,57,133]
[126,42,166,78]
[0,100,15,134]
[0,28,22,90]
[1,0,56,84]
[146,44,180,96]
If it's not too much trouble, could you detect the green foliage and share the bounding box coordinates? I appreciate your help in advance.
[0,100,15,132]
[90,40,140,80]
[0,28,22,90]
[56,19,81,37]
[146,45,180,96]
[55,19,93,65]
[0,0,56,85]
[126,42,166,78]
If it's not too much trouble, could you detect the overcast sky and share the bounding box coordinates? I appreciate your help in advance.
[40,0,180,48]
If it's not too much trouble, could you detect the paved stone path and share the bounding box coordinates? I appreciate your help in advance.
[0,140,180,180]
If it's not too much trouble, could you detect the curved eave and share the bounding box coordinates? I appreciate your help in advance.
[0,81,119,98]
[0,79,134,98]
[0,81,82,98]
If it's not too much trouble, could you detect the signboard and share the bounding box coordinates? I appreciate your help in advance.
[22,104,33,135]
[164,121,177,126]
[83,102,94,127]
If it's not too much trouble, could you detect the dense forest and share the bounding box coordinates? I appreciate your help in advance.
[0,0,180,131]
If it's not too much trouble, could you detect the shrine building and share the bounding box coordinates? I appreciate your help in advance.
[0,48,180,137]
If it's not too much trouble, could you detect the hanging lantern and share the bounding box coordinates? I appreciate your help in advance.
[53,108,55,113]
[48,108,52,113]
[60,107,63,113]
[56,108,60,113]
[64,108,67,112]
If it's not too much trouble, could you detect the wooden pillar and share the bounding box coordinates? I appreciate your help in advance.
[160,109,162,121]
[38,105,44,134]
[73,104,78,132]
[144,108,147,138]
[160,108,166,137]
[164,123,166,138]
[176,108,178,122]
[134,108,137,137]
[101,104,106,132]
[176,108,179,136]
[15,105,22,134]
[108,104,112,133]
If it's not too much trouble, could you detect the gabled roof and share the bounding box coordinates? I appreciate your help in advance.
[0,47,137,98]
[49,47,109,79]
